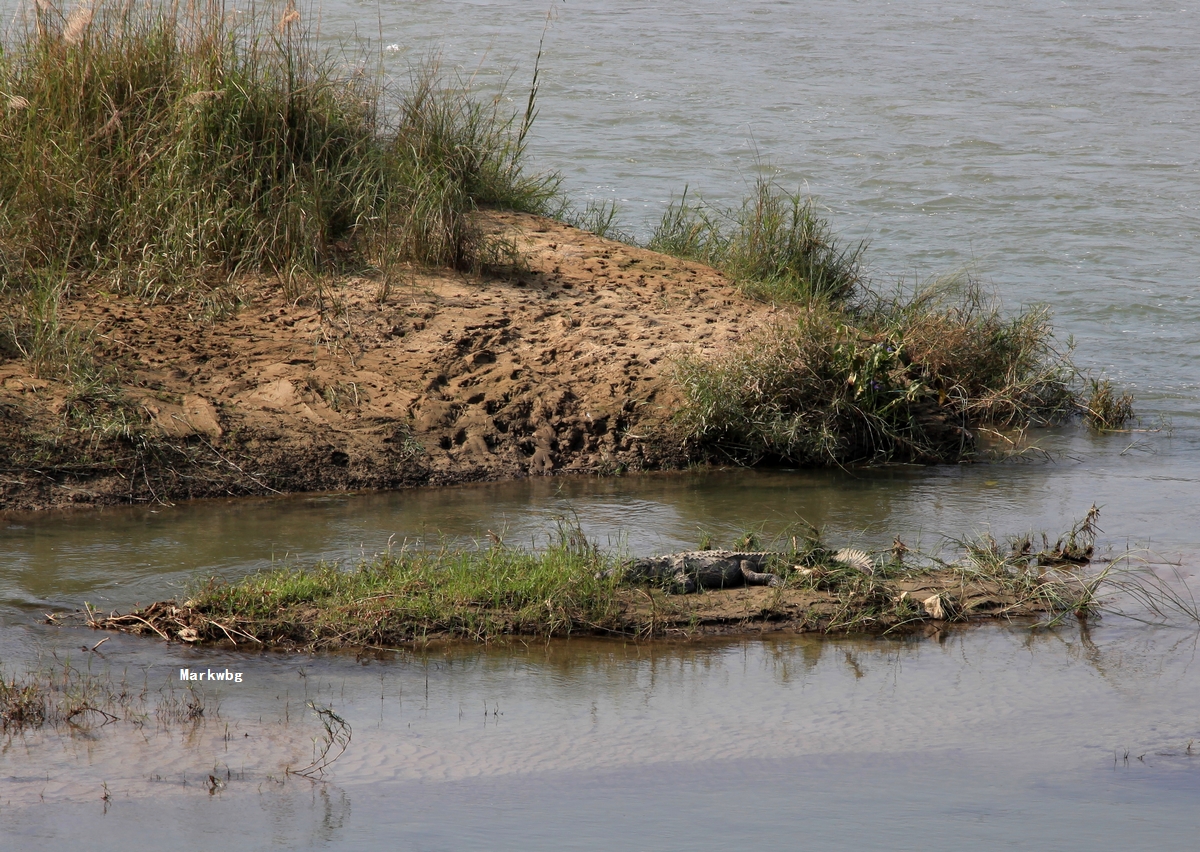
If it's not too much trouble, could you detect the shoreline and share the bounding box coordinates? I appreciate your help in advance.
[77,534,1099,652]
[81,582,1073,651]
[0,2,1121,516]
[0,213,764,514]
[0,210,1085,516]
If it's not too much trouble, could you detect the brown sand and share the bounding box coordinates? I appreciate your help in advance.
[1,212,782,511]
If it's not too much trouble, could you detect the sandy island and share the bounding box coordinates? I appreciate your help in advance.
[1,212,783,512]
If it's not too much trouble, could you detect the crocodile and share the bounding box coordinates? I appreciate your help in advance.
[611,550,784,593]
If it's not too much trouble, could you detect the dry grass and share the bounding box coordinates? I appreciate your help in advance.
[674,274,1078,465]
[1080,378,1136,431]
[85,515,1128,649]
[0,0,556,305]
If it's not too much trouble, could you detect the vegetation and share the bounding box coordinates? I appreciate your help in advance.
[0,0,561,499]
[5,0,555,281]
[673,274,1080,464]
[1,657,206,733]
[1081,378,1136,432]
[648,178,865,303]
[107,529,630,647]
[89,516,1122,649]
[0,0,555,314]
[0,1,1136,505]
[641,178,1134,464]
[642,179,1134,463]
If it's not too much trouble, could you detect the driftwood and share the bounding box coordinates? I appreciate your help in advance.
[613,550,783,593]
[83,600,261,645]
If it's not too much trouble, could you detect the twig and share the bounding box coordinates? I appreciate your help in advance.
[207,618,263,645]
[105,613,171,641]
[193,435,281,494]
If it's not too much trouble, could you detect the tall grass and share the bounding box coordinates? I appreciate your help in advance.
[648,178,865,303]
[0,267,95,380]
[646,179,1116,464]
[674,275,1078,464]
[1080,378,1136,431]
[0,0,557,302]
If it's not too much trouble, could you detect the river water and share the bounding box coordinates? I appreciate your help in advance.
[3,0,1200,848]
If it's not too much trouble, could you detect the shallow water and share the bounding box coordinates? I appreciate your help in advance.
[340,0,1200,417]
[2,469,1199,849]
[3,623,1199,850]
[2,452,1198,622]
[3,0,1200,847]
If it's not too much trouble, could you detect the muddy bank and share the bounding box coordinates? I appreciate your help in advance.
[81,574,1072,650]
[79,535,1094,651]
[1,213,778,512]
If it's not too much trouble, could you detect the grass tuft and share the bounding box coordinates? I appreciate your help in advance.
[0,0,557,301]
[1,659,207,733]
[1080,378,1135,432]
[0,674,46,731]
[1,268,97,382]
[648,178,865,303]
[640,176,1133,465]
[673,274,1078,465]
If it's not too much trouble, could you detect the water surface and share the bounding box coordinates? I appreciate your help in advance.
[3,0,1200,848]
[3,624,1198,850]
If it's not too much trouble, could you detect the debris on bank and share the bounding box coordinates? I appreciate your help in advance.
[75,512,1107,650]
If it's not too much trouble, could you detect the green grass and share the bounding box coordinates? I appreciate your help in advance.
[0,0,557,305]
[648,178,865,303]
[673,274,1078,465]
[179,533,628,646]
[89,516,1117,648]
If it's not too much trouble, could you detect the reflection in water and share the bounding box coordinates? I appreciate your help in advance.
[3,0,1200,844]
[2,622,1198,849]
[4,462,1197,620]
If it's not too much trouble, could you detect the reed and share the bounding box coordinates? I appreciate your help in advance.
[1080,378,1136,431]
[0,0,556,302]
[673,274,1080,465]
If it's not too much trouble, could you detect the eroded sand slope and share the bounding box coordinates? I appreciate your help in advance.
[1,213,782,510]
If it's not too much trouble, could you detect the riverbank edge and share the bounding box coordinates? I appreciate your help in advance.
[82,586,1074,650]
[0,208,1093,516]
[77,542,1097,652]
[1,212,743,514]
[1,5,1122,516]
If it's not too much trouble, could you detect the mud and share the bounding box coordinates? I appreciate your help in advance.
[82,568,1062,651]
[1,213,779,512]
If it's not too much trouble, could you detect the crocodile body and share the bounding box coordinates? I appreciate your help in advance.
[618,550,783,593]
